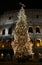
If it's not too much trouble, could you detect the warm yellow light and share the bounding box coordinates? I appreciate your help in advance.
[37,39,41,42]
[36,32,39,34]
[40,41,42,46]
[30,43,34,47]
[36,43,40,47]
[29,41,34,47]
[36,26,40,28]
[1,53,4,57]
[2,44,4,48]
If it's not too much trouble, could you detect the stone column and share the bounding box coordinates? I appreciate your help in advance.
[5,28,8,35]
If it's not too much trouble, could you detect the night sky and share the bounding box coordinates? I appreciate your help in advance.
[0,0,42,14]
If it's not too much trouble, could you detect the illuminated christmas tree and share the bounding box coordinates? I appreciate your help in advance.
[11,4,33,58]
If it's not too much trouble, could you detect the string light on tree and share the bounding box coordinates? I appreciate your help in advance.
[11,3,34,58]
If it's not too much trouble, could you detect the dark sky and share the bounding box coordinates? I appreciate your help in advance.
[0,0,42,14]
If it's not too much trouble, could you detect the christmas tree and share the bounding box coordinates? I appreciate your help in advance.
[11,5,33,58]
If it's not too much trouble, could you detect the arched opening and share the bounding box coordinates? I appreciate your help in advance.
[5,39,11,48]
[30,38,34,47]
[36,26,40,33]
[2,29,5,35]
[28,26,33,33]
[36,39,41,47]
[8,16,11,20]
[8,27,12,35]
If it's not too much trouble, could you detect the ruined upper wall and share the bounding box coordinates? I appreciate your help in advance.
[0,9,42,26]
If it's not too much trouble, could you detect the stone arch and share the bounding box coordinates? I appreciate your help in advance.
[28,26,33,33]
[36,26,40,33]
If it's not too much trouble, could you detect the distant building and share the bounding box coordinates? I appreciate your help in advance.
[0,9,42,60]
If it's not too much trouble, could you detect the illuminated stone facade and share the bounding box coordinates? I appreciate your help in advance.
[0,9,42,61]
[0,9,42,44]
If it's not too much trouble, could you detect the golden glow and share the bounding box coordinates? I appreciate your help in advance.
[40,40,42,46]
[36,32,39,34]
[36,43,40,47]
[37,38,41,42]
[30,42,34,47]
[36,38,42,47]
[36,26,40,33]
[36,26,40,28]
[2,44,4,48]
[1,53,4,57]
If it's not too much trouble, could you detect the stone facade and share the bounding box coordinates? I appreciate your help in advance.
[0,9,42,61]
[0,9,42,42]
